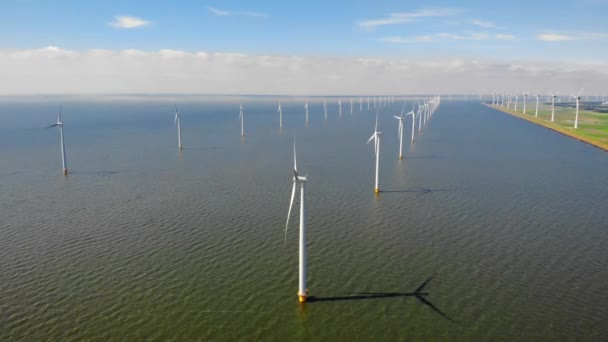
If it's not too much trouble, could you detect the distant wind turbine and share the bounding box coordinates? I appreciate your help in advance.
[304,102,309,126]
[405,105,416,143]
[394,110,406,160]
[174,105,183,150]
[239,104,245,137]
[367,113,382,194]
[338,99,342,118]
[535,93,540,117]
[350,98,353,115]
[285,139,309,303]
[550,91,559,122]
[359,97,363,112]
[522,91,528,114]
[323,99,328,120]
[278,102,283,128]
[47,107,68,175]
[571,88,584,129]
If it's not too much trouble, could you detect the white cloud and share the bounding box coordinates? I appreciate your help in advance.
[1,47,607,95]
[108,16,151,29]
[381,32,518,43]
[536,32,608,41]
[471,19,498,29]
[208,7,267,18]
[358,8,463,29]
[537,33,572,41]
[438,32,488,40]
[495,34,516,40]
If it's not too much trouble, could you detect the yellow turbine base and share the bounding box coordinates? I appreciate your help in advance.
[63,169,68,175]
[399,156,403,160]
[298,294,307,303]
[374,188,380,194]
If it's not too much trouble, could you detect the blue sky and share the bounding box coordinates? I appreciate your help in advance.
[1,0,607,60]
[1,1,607,94]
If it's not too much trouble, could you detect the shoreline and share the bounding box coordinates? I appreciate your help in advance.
[483,103,608,152]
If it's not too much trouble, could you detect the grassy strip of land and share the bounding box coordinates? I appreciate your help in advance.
[484,103,608,152]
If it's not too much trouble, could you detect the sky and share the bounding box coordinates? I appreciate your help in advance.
[1,0,607,95]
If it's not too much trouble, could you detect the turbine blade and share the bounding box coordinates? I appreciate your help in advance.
[367,133,376,144]
[285,182,297,244]
[174,113,178,126]
[47,124,58,128]
[393,116,401,120]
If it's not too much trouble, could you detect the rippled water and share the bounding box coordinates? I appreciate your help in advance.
[1,97,607,340]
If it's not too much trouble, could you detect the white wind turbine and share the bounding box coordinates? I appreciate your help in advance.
[405,105,416,143]
[174,105,183,150]
[522,91,528,114]
[338,99,342,118]
[571,88,584,129]
[514,93,519,111]
[350,98,353,115]
[367,113,382,194]
[550,91,559,122]
[394,107,406,160]
[47,107,68,175]
[278,102,283,128]
[535,93,540,117]
[323,99,328,120]
[367,97,370,110]
[285,139,309,303]
[239,104,245,137]
[304,102,309,126]
[359,97,363,112]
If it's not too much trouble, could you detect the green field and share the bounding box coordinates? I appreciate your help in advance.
[487,102,608,151]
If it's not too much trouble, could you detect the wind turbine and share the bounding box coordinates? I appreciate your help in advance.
[522,91,528,114]
[550,91,559,122]
[535,93,540,117]
[304,102,309,126]
[367,113,382,194]
[239,104,245,137]
[174,105,183,150]
[394,109,405,160]
[359,97,363,112]
[405,106,416,143]
[323,99,328,120]
[350,98,353,115]
[278,102,283,128]
[338,99,342,118]
[514,93,519,111]
[571,88,584,129]
[285,139,309,303]
[367,97,370,110]
[47,107,68,175]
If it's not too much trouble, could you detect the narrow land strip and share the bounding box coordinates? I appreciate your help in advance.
[484,103,608,152]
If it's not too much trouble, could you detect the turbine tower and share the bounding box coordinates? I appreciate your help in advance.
[285,140,309,303]
[535,93,540,117]
[394,110,405,160]
[48,107,68,175]
[571,89,584,129]
[550,91,559,122]
[367,113,382,194]
[304,102,309,126]
[239,104,245,137]
[323,99,328,120]
[278,102,283,128]
[174,105,183,150]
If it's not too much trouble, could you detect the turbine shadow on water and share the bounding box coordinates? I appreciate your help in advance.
[307,274,454,322]
[67,170,120,176]
[380,187,448,196]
